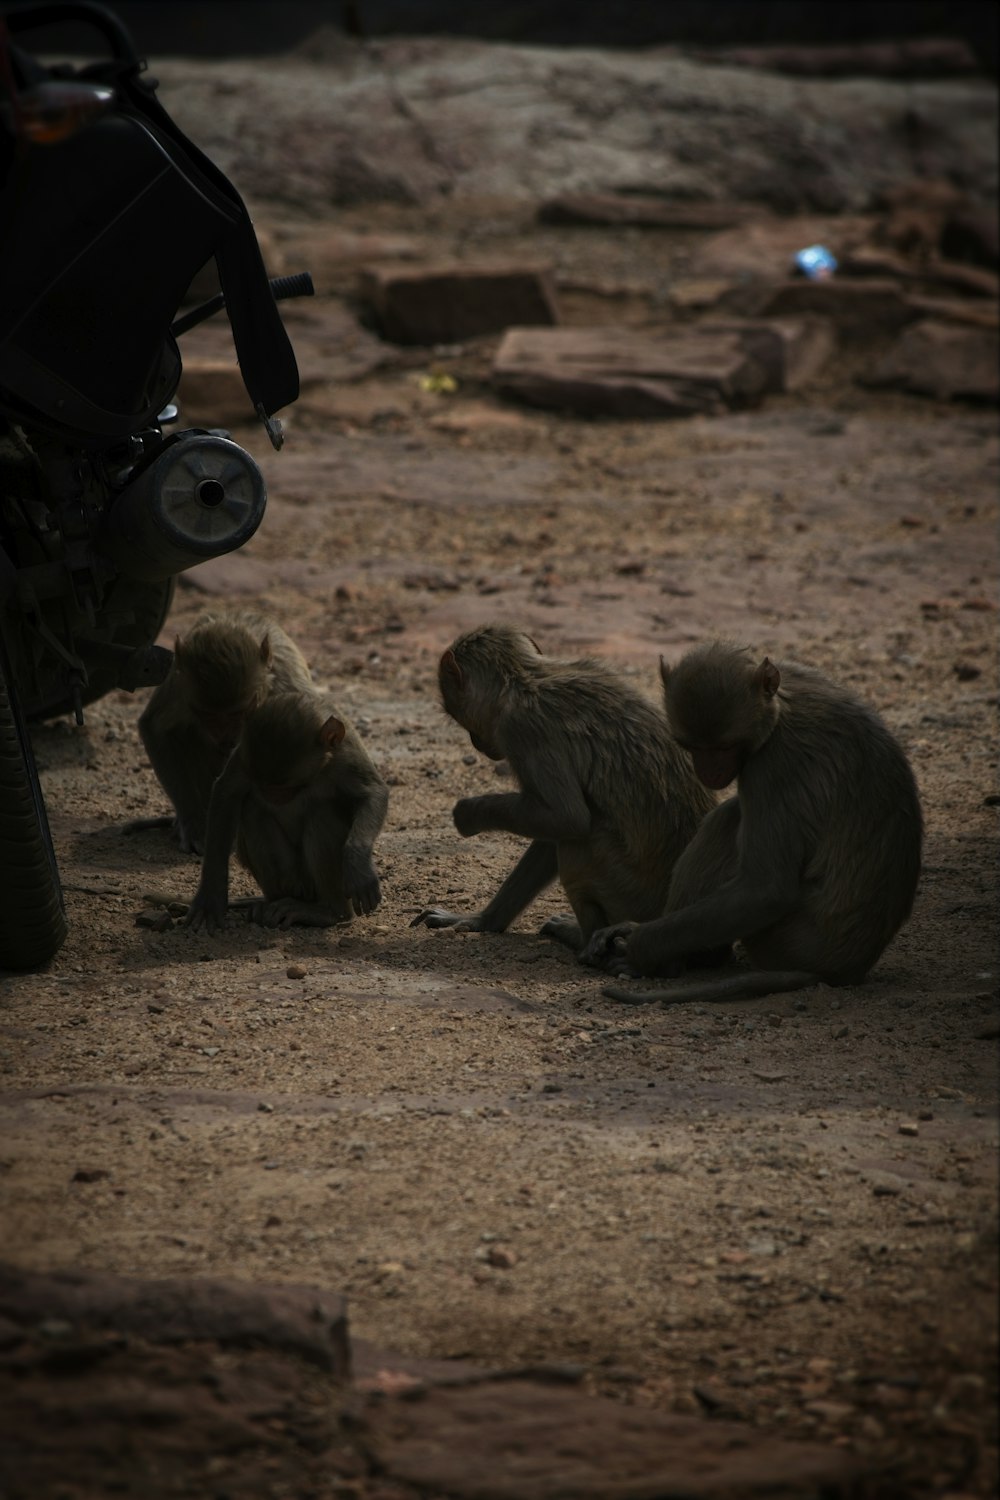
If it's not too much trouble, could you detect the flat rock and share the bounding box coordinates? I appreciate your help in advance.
[0,1262,351,1373]
[701,317,836,392]
[692,216,875,281]
[537,193,755,230]
[364,1378,862,1500]
[862,320,1000,402]
[359,262,559,344]
[753,279,919,340]
[154,46,998,216]
[493,324,790,417]
[0,1265,863,1500]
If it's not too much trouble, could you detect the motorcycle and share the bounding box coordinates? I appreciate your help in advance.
[0,1,312,970]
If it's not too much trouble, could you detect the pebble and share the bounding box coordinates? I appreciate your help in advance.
[805,1399,853,1424]
[135,909,172,932]
[286,964,307,980]
[898,1122,919,1136]
[487,1246,518,1269]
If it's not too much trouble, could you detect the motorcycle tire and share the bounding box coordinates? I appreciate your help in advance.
[0,642,67,971]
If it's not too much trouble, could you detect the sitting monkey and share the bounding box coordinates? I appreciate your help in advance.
[136,609,312,853]
[582,641,924,1003]
[186,690,389,932]
[412,623,716,949]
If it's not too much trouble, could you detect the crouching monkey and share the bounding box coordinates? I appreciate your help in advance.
[582,641,923,1003]
[134,610,312,853]
[411,623,716,949]
[185,691,389,933]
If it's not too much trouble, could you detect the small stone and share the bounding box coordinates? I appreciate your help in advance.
[487,1246,518,1269]
[806,1399,854,1424]
[135,908,172,932]
[898,1122,919,1136]
[287,964,307,980]
[71,1168,109,1184]
[872,1183,901,1197]
[257,1102,274,1113]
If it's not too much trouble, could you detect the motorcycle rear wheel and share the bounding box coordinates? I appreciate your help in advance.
[0,643,67,971]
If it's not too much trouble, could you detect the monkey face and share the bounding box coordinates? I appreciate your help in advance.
[686,744,743,790]
[198,704,250,749]
[469,729,503,761]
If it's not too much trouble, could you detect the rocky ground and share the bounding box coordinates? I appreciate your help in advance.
[1,36,998,1500]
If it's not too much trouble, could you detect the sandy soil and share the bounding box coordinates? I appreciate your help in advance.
[1,140,998,1500]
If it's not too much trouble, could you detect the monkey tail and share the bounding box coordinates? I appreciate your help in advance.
[602,970,824,1006]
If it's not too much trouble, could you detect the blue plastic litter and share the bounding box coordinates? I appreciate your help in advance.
[793,244,838,279]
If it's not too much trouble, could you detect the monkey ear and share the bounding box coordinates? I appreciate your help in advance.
[754,657,781,698]
[259,634,273,667]
[526,634,542,655]
[320,715,347,749]
[440,648,463,689]
[659,654,671,685]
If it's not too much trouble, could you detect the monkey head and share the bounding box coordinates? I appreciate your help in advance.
[437,625,542,761]
[175,624,274,749]
[240,693,345,804]
[661,642,781,790]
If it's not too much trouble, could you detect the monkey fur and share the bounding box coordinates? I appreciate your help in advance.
[412,623,716,948]
[585,641,923,1003]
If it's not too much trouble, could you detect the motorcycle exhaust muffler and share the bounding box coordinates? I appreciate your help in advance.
[101,432,266,581]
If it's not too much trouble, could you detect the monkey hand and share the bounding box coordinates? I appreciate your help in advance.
[342,852,382,917]
[579,922,638,971]
[184,883,228,936]
[452,796,490,837]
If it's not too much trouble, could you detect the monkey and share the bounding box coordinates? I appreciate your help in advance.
[579,641,923,1004]
[410,624,717,949]
[185,689,389,933]
[132,609,312,854]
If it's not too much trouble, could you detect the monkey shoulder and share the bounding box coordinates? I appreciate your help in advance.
[331,720,387,788]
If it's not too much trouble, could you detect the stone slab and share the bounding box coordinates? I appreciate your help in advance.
[862,320,999,402]
[360,262,559,344]
[364,1377,862,1500]
[492,324,786,417]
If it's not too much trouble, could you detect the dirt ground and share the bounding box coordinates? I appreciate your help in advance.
[1,62,998,1500]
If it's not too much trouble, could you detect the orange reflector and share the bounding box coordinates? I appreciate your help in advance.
[18,81,114,145]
